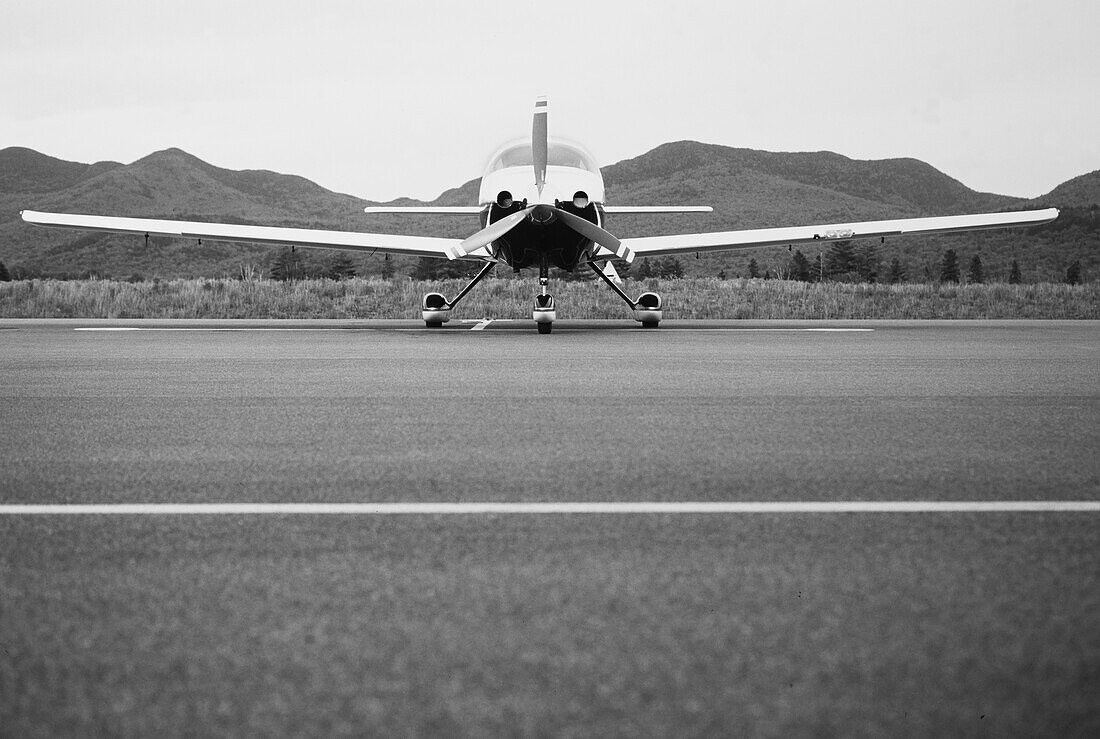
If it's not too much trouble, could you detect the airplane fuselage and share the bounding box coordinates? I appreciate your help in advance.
[478,137,608,272]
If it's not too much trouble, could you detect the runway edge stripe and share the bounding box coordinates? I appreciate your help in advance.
[2,502,1100,515]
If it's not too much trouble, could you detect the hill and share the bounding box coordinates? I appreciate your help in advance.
[0,147,123,193]
[1032,169,1100,208]
[604,141,1016,225]
[0,143,1095,281]
[601,142,1095,283]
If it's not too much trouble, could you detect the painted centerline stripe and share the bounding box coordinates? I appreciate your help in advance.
[1,502,1097,515]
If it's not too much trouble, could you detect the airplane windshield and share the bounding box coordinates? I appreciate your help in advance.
[488,142,599,173]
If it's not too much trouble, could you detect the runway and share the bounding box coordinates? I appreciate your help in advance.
[3,318,1097,504]
[5,501,1100,514]
[2,319,1098,734]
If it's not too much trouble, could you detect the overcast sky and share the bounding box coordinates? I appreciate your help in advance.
[2,0,1097,201]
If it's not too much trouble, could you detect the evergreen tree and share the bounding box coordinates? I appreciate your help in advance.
[269,247,303,281]
[1065,259,1082,285]
[327,253,357,280]
[967,254,984,284]
[812,254,822,283]
[886,258,906,284]
[787,249,811,281]
[412,257,443,280]
[717,269,727,280]
[379,253,396,279]
[824,240,857,279]
[939,249,960,283]
[636,258,653,279]
[0,260,10,282]
[656,257,683,279]
[855,242,879,283]
[412,257,473,280]
[615,258,632,280]
[1008,260,1022,284]
[747,258,760,278]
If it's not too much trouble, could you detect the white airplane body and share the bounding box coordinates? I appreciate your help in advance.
[22,97,1058,333]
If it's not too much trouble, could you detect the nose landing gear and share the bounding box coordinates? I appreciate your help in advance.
[533,264,556,333]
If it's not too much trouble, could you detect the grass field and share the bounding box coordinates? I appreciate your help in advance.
[1,276,1098,319]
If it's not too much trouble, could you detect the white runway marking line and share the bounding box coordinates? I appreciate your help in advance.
[77,322,517,332]
[74,327,359,332]
[2,502,1098,515]
[73,325,873,333]
[652,328,875,332]
[462,319,513,331]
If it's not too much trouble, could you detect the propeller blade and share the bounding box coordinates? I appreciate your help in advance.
[553,208,635,262]
[532,97,548,195]
[451,206,536,259]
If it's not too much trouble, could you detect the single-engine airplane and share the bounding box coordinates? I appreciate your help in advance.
[22,97,1058,333]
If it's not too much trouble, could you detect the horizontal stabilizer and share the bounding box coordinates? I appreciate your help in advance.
[364,206,484,214]
[602,206,713,214]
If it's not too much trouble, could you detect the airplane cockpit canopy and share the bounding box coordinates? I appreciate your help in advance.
[485,139,600,174]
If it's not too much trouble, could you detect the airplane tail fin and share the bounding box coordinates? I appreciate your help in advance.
[533,96,548,195]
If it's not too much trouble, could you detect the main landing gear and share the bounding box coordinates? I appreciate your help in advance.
[421,262,497,327]
[588,262,663,328]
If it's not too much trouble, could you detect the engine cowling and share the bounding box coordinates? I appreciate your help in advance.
[633,292,662,327]
[422,292,451,326]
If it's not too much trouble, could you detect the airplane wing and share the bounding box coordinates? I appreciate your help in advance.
[620,208,1059,258]
[602,206,713,214]
[20,210,473,260]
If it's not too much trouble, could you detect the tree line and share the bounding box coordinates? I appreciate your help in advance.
[0,245,1085,285]
[762,241,1084,285]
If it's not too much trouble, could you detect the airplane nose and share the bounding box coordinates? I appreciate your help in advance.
[530,204,556,224]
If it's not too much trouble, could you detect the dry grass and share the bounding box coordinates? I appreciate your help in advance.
[1,277,1098,319]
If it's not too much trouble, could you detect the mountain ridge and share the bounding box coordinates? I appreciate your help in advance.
[1,143,1095,280]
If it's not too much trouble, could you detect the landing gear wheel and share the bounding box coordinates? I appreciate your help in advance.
[641,320,660,329]
[537,322,553,334]
[425,321,444,328]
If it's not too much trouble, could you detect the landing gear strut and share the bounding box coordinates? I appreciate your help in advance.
[533,258,556,333]
[588,262,663,328]
[422,261,496,327]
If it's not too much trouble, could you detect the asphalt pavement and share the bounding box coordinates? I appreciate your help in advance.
[1,319,1098,735]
